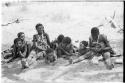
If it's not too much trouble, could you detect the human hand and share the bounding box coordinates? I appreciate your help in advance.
[96,48,104,53]
[19,51,25,58]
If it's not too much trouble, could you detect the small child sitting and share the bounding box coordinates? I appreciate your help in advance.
[69,40,90,64]
[78,41,89,55]
[45,48,57,64]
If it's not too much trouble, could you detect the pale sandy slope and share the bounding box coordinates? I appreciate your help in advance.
[2,57,123,83]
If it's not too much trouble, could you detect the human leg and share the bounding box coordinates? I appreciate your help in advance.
[36,51,46,60]
[24,50,37,67]
[103,52,114,70]
[69,51,94,64]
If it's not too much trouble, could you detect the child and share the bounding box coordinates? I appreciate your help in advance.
[78,41,89,56]
[45,48,57,64]
[69,40,90,64]
[50,34,64,50]
[7,38,28,64]
[56,36,74,59]
[57,34,65,45]
[7,32,30,63]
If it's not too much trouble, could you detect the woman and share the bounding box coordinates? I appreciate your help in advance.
[22,23,51,68]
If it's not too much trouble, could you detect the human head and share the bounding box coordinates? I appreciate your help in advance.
[62,37,71,45]
[57,34,64,43]
[17,32,25,40]
[15,38,23,47]
[35,23,44,34]
[46,48,56,63]
[46,48,54,54]
[91,27,99,37]
[79,40,88,49]
[99,42,105,48]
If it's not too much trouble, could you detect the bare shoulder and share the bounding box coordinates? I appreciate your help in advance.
[99,34,107,39]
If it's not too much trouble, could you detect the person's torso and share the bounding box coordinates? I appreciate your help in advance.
[35,34,48,46]
[61,43,73,52]
[78,48,89,55]
[90,34,107,47]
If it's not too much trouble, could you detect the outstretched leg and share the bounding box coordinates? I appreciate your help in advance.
[69,51,94,64]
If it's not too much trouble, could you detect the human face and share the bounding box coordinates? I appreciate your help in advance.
[99,42,105,48]
[36,25,44,34]
[92,32,99,38]
[17,41,23,47]
[19,34,25,40]
[79,42,86,49]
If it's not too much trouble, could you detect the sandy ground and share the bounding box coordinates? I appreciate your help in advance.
[1,57,123,83]
[1,2,123,83]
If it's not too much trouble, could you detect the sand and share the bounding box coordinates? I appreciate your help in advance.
[1,2,123,83]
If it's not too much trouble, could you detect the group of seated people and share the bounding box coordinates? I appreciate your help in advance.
[2,23,116,70]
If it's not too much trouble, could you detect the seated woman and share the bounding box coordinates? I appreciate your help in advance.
[22,23,51,68]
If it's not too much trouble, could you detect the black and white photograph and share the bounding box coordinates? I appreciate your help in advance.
[1,0,124,83]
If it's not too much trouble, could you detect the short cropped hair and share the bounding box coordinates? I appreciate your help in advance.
[81,41,88,47]
[62,37,71,44]
[57,34,64,43]
[14,38,22,45]
[91,27,99,35]
[17,32,24,38]
[35,23,44,29]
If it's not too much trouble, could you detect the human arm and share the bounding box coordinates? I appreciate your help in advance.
[45,33,51,46]
[98,35,112,52]
[32,35,47,51]
[18,45,27,58]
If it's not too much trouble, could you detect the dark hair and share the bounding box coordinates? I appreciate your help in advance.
[62,37,71,44]
[35,23,44,29]
[57,34,64,43]
[91,27,99,35]
[46,48,54,54]
[14,38,22,44]
[81,41,88,47]
[17,32,24,38]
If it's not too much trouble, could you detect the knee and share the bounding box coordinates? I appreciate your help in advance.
[103,52,110,59]
[37,52,43,57]
[30,50,36,55]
